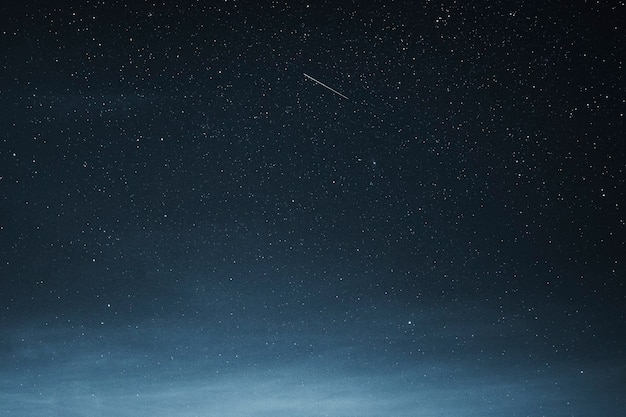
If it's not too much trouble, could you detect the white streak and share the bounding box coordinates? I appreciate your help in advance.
[303,73,349,100]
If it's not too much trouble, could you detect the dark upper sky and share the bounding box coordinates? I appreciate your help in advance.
[1,1,624,415]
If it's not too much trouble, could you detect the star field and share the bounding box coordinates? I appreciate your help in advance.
[1,1,624,415]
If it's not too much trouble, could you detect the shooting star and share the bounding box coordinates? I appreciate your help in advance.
[303,73,349,100]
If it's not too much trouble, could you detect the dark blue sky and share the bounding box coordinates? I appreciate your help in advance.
[1,1,624,415]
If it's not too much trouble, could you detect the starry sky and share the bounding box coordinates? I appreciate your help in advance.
[1,1,624,416]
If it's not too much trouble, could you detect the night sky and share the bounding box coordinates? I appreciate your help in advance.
[1,1,624,416]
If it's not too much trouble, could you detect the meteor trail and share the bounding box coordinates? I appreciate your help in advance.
[303,73,349,100]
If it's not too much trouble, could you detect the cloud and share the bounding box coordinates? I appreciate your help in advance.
[2,308,623,417]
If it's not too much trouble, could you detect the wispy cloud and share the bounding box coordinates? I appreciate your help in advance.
[2,317,622,416]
